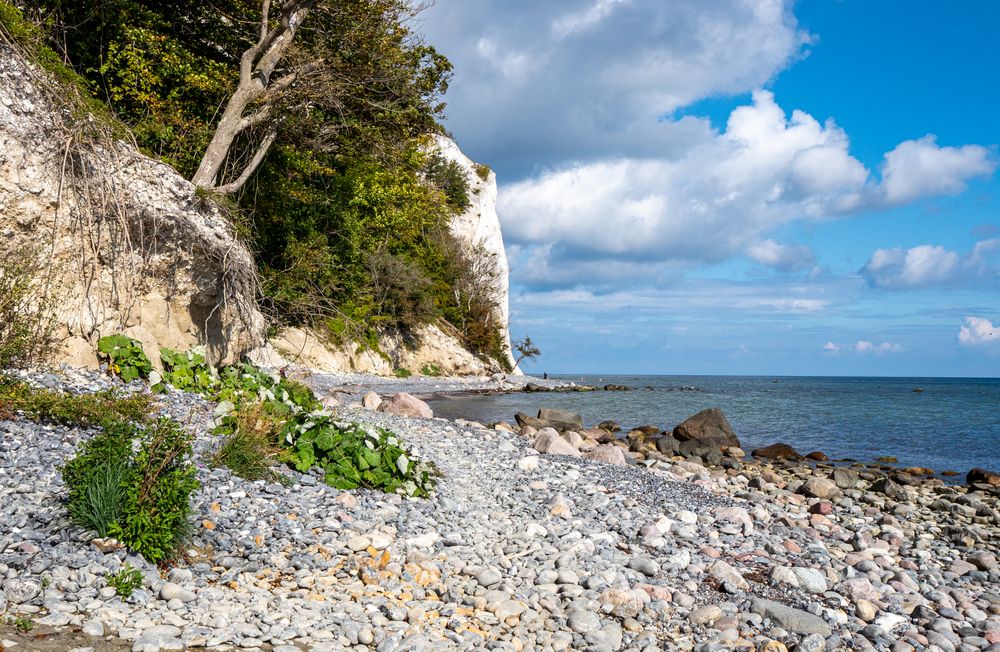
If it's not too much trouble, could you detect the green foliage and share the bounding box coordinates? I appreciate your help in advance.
[153,342,434,496]
[283,420,436,496]
[0,379,151,427]
[209,402,282,482]
[423,153,471,212]
[62,417,199,563]
[513,336,541,368]
[474,163,491,181]
[394,368,412,378]
[14,0,509,367]
[106,563,143,598]
[5,615,34,633]
[420,363,442,377]
[0,243,55,368]
[67,458,128,538]
[98,335,152,382]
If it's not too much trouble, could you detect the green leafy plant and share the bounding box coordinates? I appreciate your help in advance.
[420,363,442,377]
[284,419,436,496]
[106,563,143,598]
[209,402,282,482]
[63,418,199,563]
[6,615,34,633]
[97,335,152,382]
[0,243,55,368]
[474,163,491,181]
[394,368,412,378]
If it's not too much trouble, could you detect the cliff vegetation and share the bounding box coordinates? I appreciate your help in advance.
[1,0,511,369]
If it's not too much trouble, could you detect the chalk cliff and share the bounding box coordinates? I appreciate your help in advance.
[0,44,266,367]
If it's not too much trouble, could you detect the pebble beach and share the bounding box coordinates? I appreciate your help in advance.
[1,367,999,652]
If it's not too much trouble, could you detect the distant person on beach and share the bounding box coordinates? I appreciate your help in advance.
[543,373,548,379]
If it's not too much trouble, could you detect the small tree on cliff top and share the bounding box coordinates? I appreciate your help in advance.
[189,0,451,193]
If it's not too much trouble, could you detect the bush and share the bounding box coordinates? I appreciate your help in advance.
[210,402,282,482]
[0,245,54,368]
[63,417,199,563]
[423,153,471,212]
[284,420,437,496]
[0,380,151,427]
[98,335,152,382]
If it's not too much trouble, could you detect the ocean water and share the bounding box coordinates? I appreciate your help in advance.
[426,375,1000,475]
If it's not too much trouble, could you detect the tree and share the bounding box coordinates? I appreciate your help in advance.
[191,0,316,192]
[512,336,541,368]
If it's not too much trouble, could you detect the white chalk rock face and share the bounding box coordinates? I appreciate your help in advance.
[431,135,517,372]
[0,45,265,366]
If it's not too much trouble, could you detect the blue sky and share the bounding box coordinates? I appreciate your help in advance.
[420,0,1000,376]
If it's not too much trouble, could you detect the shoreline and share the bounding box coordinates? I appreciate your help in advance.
[1,366,998,652]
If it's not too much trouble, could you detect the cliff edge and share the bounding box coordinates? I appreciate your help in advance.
[0,43,266,366]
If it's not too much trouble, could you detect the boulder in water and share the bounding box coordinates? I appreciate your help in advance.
[673,408,740,448]
[538,407,584,430]
[752,443,802,460]
[967,467,1000,487]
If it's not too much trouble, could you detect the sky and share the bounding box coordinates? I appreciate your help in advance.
[418,0,1000,377]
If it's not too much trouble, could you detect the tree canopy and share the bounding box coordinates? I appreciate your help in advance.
[10,0,510,367]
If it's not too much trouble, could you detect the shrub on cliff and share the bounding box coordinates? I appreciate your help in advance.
[10,0,508,365]
[0,245,55,368]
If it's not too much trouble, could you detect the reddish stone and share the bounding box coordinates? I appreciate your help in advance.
[782,539,802,553]
[809,501,833,515]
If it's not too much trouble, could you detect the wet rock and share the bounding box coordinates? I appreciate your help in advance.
[538,407,583,430]
[967,468,1000,487]
[672,407,741,448]
[752,443,802,460]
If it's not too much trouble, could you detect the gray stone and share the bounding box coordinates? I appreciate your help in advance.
[159,582,196,603]
[751,598,832,636]
[567,609,602,634]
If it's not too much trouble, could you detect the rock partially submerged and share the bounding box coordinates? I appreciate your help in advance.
[672,407,741,448]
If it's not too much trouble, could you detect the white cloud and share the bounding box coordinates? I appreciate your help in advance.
[823,341,841,353]
[861,239,1000,289]
[880,136,996,205]
[855,340,904,354]
[747,239,816,271]
[500,91,872,264]
[420,0,812,173]
[958,316,1000,346]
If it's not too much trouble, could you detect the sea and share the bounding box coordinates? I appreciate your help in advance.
[426,375,1000,476]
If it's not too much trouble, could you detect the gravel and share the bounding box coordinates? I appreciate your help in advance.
[0,366,998,652]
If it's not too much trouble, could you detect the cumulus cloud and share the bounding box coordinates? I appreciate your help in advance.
[420,0,812,174]
[861,239,1000,289]
[823,341,841,353]
[958,316,1000,346]
[747,239,816,271]
[855,340,904,354]
[880,136,997,205]
[500,91,873,265]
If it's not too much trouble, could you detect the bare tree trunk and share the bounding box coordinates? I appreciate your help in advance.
[191,0,316,193]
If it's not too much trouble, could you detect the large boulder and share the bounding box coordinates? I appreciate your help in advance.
[515,412,550,430]
[378,393,433,419]
[752,443,802,460]
[583,445,627,466]
[538,407,584,430]
[532,428,581,457]
[967,468,1000,487]
[672,408,740,448]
